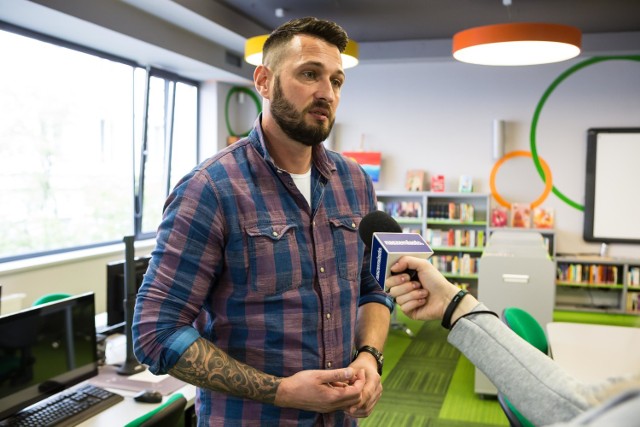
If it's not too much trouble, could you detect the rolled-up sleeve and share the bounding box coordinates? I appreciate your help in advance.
[133,169,224,375]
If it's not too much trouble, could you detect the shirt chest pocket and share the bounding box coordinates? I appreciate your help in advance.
[329,216,363,282]
[245,221,302,295]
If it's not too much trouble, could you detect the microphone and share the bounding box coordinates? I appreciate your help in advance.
[359,210,433,289]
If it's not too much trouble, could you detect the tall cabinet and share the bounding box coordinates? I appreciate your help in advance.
[375,191,490,297]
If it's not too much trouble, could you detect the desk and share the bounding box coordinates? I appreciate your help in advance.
[79,328,198,426]
[546,322,640,383]
[77,383,196,426]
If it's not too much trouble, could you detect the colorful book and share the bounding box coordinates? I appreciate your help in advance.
[431,175,445,192]
[491,207,508,227]
[405,169,427,191]
[458,175,473,193]
[533,207,555,229]
[510,203,531,228]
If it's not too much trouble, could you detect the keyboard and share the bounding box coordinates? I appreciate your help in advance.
[0,384,123,427]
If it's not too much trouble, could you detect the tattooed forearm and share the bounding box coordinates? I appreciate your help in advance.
[168,337,282,404]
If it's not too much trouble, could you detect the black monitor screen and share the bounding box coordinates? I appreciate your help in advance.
[106,256,150,327]
[0,292,97,420]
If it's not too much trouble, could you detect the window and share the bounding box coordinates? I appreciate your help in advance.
[0,25,199,262]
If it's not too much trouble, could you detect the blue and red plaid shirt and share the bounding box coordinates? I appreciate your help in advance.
[133,117,392,426]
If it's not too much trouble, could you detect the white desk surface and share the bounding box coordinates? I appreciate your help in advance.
[77,382,196,426]
[78,328,197,426]
[546,322,640,383]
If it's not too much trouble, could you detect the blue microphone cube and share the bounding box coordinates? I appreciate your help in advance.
[370,232,433,288]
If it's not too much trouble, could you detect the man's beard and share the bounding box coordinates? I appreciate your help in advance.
[270,76,334,147]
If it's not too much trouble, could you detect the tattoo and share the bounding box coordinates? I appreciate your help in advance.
[168,338,281,404]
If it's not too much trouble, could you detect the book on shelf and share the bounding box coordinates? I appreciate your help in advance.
[430,253,478,276]
[533,206,555,229]
[425,228,485,249]
[431,174,445,192]
[428,202,475,222]
[383,201,422,218]
[627,267,640,287]
[491,207,508,227]
[510,203,531,228]
[458,175,473,193]
[405,169,427,191]
[626,293,640,313]
[557,263,619,284]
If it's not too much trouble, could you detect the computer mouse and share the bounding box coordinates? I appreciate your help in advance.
[133,389,163,404]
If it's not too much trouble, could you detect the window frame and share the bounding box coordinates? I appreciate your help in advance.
[0,21,200,263]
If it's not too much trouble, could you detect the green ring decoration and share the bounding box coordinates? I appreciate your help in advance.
[530,55,640,211]
[225,86,262,137]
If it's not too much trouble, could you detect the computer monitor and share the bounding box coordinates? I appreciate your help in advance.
[105,255,150,328]
[0,292,97,421]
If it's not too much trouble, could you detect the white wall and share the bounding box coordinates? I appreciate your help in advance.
[335,58,640,258]
[0,241,155,313]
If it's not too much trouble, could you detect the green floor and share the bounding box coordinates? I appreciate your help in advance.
[363,308,639,426]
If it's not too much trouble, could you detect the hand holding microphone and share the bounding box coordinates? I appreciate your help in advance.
[358,210,433,290]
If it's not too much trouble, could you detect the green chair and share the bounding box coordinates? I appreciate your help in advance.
[498,307,549,427]
[32,293,72,306]
[501,307,548,354]
[125,393,187,427]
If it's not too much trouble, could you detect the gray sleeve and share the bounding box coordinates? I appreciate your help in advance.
[547,389,640,427]
[448,303,592,426]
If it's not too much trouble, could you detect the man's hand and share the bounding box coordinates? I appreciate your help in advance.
[347,354,383,417]
[274,368,366,413]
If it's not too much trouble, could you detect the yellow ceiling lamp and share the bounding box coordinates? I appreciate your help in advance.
[245,35,359,68]
[452,0,581,66]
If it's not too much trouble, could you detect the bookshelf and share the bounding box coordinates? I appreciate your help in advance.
[555,256,640,315]
[376,191,490,296]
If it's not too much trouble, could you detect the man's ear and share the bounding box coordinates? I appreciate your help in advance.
[254,65,271,99]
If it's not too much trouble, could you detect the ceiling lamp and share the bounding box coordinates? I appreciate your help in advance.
[244,35,359,69]
[452,22,582,66]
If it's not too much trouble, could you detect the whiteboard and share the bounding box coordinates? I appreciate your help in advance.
[583,128,640,243]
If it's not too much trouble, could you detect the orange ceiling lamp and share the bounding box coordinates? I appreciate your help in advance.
[452,22,582,66]
[245,35,359,69]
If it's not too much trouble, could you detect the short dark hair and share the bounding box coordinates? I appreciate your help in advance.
[262,17,348,67]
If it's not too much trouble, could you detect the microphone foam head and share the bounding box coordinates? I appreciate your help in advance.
[358,210,402,248]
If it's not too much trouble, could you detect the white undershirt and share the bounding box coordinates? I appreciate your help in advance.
[289,168,312,206]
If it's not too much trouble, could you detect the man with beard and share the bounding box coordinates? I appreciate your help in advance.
[133,17,392,426]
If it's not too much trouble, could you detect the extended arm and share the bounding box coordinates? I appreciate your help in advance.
[384,256,610,426]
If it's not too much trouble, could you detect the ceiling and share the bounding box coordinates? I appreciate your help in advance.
[213,0,640,43]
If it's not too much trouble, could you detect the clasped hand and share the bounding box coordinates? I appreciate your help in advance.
[274,360,382,417]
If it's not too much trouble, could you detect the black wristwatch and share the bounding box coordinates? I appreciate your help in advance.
[353,345,384,375]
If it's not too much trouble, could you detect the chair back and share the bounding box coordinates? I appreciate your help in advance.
[125,393,187,427]
[501,307,548,354]
[32,293,72,306]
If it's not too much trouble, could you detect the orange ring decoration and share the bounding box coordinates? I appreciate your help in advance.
[490,150,553,209]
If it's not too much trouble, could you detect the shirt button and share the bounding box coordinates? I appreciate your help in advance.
[320,267,325,273]
[326,313,331,319]
[326,362,332,368]
[272,231,278,237]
